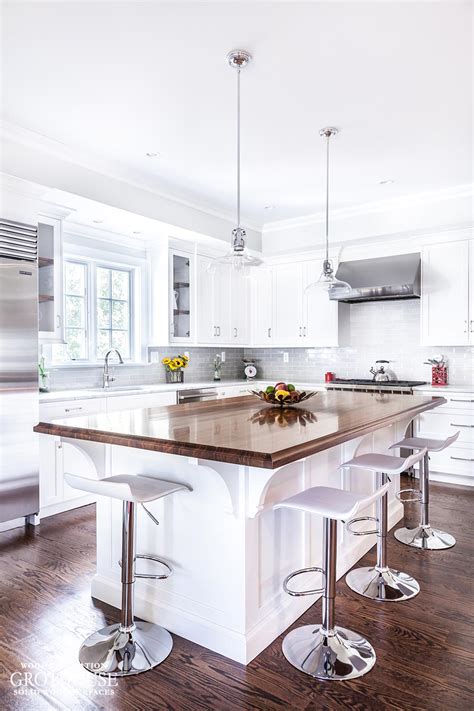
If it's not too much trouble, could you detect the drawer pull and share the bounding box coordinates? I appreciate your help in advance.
[450,456,474,462]
[450,423,474,428]
[450,399,474,403]
[64,406,83,412]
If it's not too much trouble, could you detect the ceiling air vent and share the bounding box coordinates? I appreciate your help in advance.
[0,219,38,261]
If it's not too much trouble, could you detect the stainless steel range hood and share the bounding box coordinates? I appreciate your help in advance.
[329,253,421,303]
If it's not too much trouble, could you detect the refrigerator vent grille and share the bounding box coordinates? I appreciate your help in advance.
[0,219,38,261]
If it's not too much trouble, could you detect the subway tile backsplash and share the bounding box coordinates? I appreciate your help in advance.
[46,301,473,391]
[246,301,473,386]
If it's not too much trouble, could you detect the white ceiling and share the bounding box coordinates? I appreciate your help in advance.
[2,1,472,226]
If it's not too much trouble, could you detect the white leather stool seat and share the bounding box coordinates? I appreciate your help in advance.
[390,431,460,453]
[274,483,389,521]
[340,449,427,475]
[64,473,190,503]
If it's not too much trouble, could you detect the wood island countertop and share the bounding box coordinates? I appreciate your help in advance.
[34,391,445,469]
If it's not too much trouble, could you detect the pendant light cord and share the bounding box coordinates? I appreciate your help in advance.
[325,131,330,263]
[236,67,241,230]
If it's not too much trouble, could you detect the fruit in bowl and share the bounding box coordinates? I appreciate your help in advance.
[251,382,317,408]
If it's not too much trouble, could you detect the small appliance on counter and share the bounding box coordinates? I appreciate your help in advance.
[242,359,257,381]
[369,359,397,382]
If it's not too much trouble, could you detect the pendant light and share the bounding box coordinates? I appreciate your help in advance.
[305,127,350,296]
[208,50,263,276]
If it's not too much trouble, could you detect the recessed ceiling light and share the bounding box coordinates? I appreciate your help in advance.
[145,151,160,158]
[264,205,276,211]
[92,219,104,224]
[379,179,394,185]
[132,230,142,235]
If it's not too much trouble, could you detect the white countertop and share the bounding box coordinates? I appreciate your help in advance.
[39,379,328,404]
[412,384,474,394]
[39,379,472,404]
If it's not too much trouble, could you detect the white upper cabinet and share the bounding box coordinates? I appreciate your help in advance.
[230,269,249,344]
[422,240,472,346]
[169,250,193,343]
[271,259,341,346]
[303,260,340,346]
[196,254,232,343]
[251,268,273,344]
[272,262,305,344]
[38,216,64,342]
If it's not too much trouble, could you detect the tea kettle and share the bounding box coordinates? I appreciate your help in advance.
[370,360,396,382]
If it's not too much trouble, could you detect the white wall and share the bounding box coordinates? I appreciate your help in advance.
[262,186,473,256]
[1,136,262,251]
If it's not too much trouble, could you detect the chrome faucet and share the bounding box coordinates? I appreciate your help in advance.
[103,348,124,389]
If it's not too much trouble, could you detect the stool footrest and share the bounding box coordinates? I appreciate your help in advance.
[119,554,173,580]
[396,488,422,503]
[283,566,325,597]
[346,516,379,536]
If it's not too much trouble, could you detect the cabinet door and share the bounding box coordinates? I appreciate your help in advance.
[213,267,231,342]
[39,436,62,508]
[469,241,474,344]
[170,251,193,343]
[272,262,304,344]
[38,216,63,342]
[230,270,250,344]
[252,268,273,344]
[196,256,215,343]
[303,261,339,346]
[422,241,470,346]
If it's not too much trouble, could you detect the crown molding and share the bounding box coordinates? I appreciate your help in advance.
[0,120,261,233]
[263,183,474,234]
[64,221,148,251]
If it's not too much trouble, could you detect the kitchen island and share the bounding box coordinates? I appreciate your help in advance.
[34,391,444,663]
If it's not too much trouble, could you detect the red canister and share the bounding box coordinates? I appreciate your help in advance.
[325,372,335,382]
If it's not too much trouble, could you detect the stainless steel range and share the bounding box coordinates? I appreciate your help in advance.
[326,379,427,394]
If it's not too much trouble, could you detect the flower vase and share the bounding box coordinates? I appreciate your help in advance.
[166,369,184,384]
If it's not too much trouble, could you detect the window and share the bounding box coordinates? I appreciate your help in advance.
[96,266,131,359]
[64,261,87,359]
[61,259,134,362]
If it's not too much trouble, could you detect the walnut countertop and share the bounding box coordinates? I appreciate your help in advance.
[34,391,445,469]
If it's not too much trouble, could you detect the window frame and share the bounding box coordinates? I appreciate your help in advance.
[60,256,137,364]
[63,258,89,362]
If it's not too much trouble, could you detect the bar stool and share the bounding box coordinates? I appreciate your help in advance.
[65,472,191,676]
[389,432,459,549]
[274,481,390,680]
[341,448,427,602]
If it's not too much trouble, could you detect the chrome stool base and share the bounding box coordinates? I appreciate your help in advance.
[282,624,376,680]
[395,524,456,550]
[345,566,420,602]
[79,621,173,677]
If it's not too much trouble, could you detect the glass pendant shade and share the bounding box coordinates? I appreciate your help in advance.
[305,259,351,296]
[305,127,351,298]
[208,50,263,276]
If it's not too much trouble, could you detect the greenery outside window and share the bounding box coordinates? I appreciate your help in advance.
[60,259,134,362]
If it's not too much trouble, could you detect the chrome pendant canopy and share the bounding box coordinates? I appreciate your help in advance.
[208,50,263,276]
[305,127,350,296]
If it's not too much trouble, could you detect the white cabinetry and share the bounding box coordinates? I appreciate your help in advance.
[169,250,193,343]
[251,268,273,344]
[38,216,63,342]
[421,239,473,346]
[196,255,249,344]
[415,391,474,486]
[271,260,342,347]
[39,397,105,514]
[105,391,177,412]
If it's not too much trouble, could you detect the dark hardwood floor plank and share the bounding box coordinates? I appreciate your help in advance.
[0,475,473,710]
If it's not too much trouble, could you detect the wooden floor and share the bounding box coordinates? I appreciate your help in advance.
[1,475,473,710]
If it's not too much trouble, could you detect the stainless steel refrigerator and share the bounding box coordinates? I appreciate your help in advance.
[0,219,39,524]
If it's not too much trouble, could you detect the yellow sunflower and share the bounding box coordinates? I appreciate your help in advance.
[162,357,171,365]
[173,357,184,368]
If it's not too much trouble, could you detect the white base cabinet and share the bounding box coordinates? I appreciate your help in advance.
[415,391,474,486]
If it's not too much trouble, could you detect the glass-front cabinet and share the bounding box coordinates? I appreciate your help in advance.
[169,250,193,342]
[38,216,63,342]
